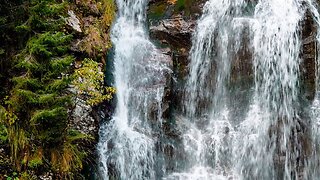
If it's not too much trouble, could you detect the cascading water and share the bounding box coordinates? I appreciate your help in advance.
[236,0,305,178]
[167,0,320,179]
[97,0,170,179]
[168,0,247,179]
[97,0,320,179]
[236,1,320,179]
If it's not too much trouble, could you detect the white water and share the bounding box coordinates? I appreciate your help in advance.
[168,0,246,179]
[236,0,304,178]
[236,1,320,179]
[97,0,170,179]
[170,0,320,179]
[98,0,320,179]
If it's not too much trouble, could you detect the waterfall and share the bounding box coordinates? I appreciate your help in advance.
[97,0,170,179]
[236,0,305,178]
[236,0,320,179]
[97,0,320,179]
[167,0,320,179]
[176,0,246,179]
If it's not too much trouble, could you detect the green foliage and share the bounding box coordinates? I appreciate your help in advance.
[20,171,37,180]
[173,0,195,15]
[72,58,115,106]
[16,32,73,74]
[27,148,43,169]
[0,16,7,25]
[0,124,8,142]
[176,0,186,11]
[26,32,72,59]
[5,172,19,180]
[1,107,12,143]
[50,56,74,74]
[31,107,67,124]
[16,0,68,32]
[0,0,116,178]
[148,3,168,20]
[7,126,29,169]
[1,0,89,177]
[0,0,28,100]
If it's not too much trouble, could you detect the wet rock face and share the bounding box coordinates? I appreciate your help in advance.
[148,0,204,115]
[300,10,318,102]
[147,2,204,174]
[150,17,195,111]
[150,17,196,50]
[148,0,206,50]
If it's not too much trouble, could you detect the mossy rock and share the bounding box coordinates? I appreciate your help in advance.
[149,2,169,20]
[148,0,204,22]
[173,0,205,17]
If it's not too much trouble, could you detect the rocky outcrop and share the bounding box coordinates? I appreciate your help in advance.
[156,49,174,121]
[64,1,116,178]
[70,98,97,136]
[150,17,196,49]
[148,0,206,66]
[66,0,116,137]
[149,15,197,115]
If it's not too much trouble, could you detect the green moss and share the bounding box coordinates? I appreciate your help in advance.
[176,0,186,11]
[149,3,168,20]
[173,0,196,16]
